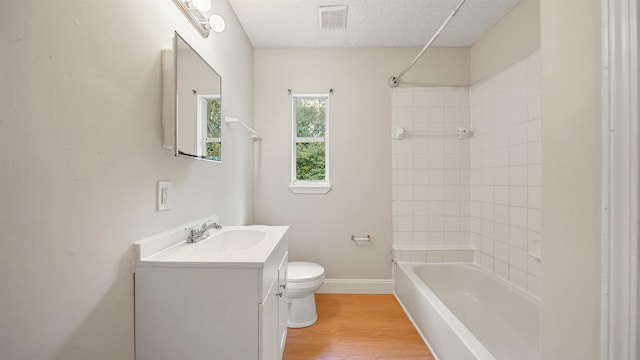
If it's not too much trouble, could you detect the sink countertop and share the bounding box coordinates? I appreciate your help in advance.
[135,221,289,268]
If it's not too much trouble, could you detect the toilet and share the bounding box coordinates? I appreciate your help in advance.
[286,261,325,328]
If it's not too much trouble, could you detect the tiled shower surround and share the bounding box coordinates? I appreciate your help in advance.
[392,51,542,298]
[391,87,474,263]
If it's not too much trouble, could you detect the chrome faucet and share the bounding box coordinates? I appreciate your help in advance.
[186,221,222,243]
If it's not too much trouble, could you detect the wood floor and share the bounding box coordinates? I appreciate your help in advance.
[282,294,435,360]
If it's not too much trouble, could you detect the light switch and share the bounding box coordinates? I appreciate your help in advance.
[157,181,172,211]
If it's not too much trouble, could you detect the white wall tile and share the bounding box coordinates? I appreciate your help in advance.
[426,250,443,263]
[509,165,528,186]
[410,250,428,262]
[428,200,444,215]
[397,201,413,216]
[413,185,428,201]
[494,186,509,205]
[509,144,528,165]
[395,232,412,246]
[528,96,541,120]
[443,250,459,263]
[429,185,445,200]
[459,250,475,263]
[509,246,528,271]
[510,226,528,250]
[494,167,510,185]
[428,232,444,246]
[509,123,528,145]
[479,253,494,272]
[528,187,542,209]
[494,204,510,224]
[528,209,542,232]
[396,107,413,123]
[429,216,445,232]
[428,107,444,122]
[494,223,509,243]
[494,259,509,280]
[528,256,542,277]
[412,200,428,216]
[494,241,509,262]
[397,185,413,200]
[510,206,528,228]
[509,186,528,207]
[509,101,528,125]
[509,267,527,291]
[395,90,413,108]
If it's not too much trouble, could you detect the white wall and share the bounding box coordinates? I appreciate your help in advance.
[540,0,601,358]
[253,48,469,281]
[0,1,253,359]
[470,0,540,84]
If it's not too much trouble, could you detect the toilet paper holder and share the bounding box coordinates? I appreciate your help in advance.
[351,235,371,242]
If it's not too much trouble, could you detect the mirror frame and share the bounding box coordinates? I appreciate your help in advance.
[173,31,223,162]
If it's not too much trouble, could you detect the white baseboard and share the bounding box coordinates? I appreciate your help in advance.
[317,279,394,294]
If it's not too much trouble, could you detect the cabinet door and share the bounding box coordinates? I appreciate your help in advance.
[277,253,288,359]
[260,279,278,360]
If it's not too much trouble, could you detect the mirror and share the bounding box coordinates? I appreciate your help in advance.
[175,32,222,162]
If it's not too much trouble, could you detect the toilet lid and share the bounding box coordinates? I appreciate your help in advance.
[287,262,325,283]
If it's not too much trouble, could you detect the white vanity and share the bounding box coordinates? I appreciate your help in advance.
[134,217,289,360]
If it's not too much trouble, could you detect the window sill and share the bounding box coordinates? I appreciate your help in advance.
[289,183,332,194]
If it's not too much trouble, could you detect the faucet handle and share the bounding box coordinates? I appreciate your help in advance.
[200,221,212,231]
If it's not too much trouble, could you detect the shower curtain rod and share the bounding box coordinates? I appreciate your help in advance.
[388,0,468,88]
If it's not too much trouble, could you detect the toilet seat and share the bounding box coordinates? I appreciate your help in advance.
[287,262,325,283]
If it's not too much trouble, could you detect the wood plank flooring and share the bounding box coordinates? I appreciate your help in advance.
[282,294,435,360]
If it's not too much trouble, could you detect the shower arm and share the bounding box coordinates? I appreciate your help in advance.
[388,0,468,88]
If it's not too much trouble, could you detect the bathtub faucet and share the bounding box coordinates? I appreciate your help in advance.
[186,221,222,243]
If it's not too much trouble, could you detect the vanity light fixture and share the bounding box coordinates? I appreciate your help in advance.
[172,0,226,38]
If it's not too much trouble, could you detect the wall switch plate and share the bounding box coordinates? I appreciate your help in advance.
[157,181,172,211]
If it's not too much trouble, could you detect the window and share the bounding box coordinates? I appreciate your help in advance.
[290,95,331,193]
[198,95,221,162]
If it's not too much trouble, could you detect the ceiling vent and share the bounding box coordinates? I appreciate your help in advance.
[319,5,348,30]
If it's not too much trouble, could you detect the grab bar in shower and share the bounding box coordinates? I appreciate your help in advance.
[392,126,473,140]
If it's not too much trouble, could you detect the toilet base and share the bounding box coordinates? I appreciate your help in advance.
[287,293,318,328]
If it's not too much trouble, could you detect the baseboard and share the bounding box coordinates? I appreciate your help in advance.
[317,279,394,294]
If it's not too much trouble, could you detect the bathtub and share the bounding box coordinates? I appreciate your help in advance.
[394,263,540,360]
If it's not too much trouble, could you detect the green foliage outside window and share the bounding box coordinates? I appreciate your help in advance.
[207,143,221,161]
[296,143,325,181]
[295,98,326,181]
[206,98,221,161]
[296,99,325,138]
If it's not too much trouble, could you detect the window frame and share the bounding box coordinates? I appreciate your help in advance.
[197,94,222,162]
[290,94,331,194]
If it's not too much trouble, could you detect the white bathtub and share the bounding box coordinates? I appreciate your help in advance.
[394,263,540,360]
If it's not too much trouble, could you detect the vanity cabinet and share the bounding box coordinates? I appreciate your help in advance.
[134,227,288,360]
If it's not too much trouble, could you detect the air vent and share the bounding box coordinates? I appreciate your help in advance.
[319,5,348,30]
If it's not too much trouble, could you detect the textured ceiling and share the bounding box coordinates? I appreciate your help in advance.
[228,0,523,48]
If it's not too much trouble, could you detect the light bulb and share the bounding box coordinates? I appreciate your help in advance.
[209,14,226,33]
[191,0,212,13]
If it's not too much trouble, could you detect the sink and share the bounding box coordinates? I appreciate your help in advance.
[194,229,265,252]
[134,220,288,267]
